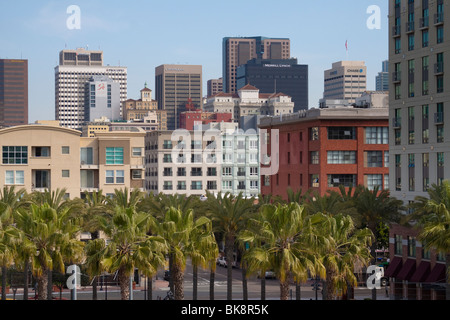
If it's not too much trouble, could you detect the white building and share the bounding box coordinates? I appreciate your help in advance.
[84,75,121,122]
[55,48,127,129]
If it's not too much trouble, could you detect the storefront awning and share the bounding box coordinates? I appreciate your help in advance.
[425,263,446,283]
[396,259,416,281]
[385,256,402,278]
[410,261,430,283]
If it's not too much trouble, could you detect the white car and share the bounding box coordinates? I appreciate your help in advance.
[258,270,276,279]
[217,256,236,268]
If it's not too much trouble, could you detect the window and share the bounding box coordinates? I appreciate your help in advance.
[249,140,258,150]
[395,129,401,145]
[395,235,403,255]
[384,151,389,167]
[62,146,70,154]
[163,181,173,190]
[80,147,93,165]
[309,127,319,140]
[311,174,319,187]
[422,29,429,47]
[310,151,319,165]
[163,140,172,149]
[106,170,114,184]
[5,170,24,185]
[264,175,270,186]
[327,174,356,188]
[2,146,28,164]
[207,181,217,190]
[250,167,258,176]
[408,34,415,51]
[222,167,232,176]
[106,147,124,165]
[366,174,382,190]
[132,147,142,157]
[437,26,443,43]
[250,180,259,190]
[34,170,49,188]
[177,168,186,177]
[32,147,50,158]
[191,168,202,176]
[177,181,186,190]
[407,236,416,257]
[163,154,172,163]
[395,37,401,54]
[81,170,94,188]
[132,170,142,179]
[365,127,388,144]
[191,181,202,190]
[327,151,356,164]
[384,174,389,190]
[207,167,217,176]
[366,151,383,167]
[222,180,232,190]
[437,125,444,143]
[327,127,356,140]
[62,170,70,178]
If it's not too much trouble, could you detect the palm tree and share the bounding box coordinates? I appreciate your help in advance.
[0,186,26,300]
[105,187,144,212]
[204,191,255,300]
[151,205,216,300]
[315,213,373,300]
[13,203,85,300]
[305,190,350,216]
[240,202,325,300]
[82,190,108,239]
[97,205,167,300]
[84,238,106,300]
[411,181,450,300]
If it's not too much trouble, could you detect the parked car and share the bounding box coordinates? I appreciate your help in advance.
[217,256,236,268]
[258,270,276,279]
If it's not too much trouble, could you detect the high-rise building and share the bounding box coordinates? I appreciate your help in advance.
[155,64,202,130]
[0,59,28,127]
[207,78,223,97]
[222,37,290,93]
[55,48,127,129]
[376,60,389,91]
[236,58,308,112]
[389,0,449,204]
[84,75,121,122]
[323,61,367,103]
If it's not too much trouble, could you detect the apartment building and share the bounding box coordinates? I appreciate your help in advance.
[0,122,145,198]
[389,0,449,204]
[145,130,221,196]
[259,92,389,200]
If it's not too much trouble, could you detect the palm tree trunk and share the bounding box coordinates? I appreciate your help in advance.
[261,275,266,300]
[169,253,174,294]
[325,269,335,300]
[117,267,130,300]
[92,276,98,300]
[37,269,48,300]
[296,281,301,300]
[172,262,184,300]
[1,265,6,300]
[209,268,215,300]
[23,261,29,300]
[147,276,152,300]
[47,270,52,300]
[242,264,248,300]
[225,236,234,300]
[446,253,450,301]
[193,264,198,300]
[280,280,289,300]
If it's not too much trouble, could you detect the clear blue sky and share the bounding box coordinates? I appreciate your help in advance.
[0,0,388,123]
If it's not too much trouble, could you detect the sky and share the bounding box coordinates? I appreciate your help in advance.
[0,0,389,123]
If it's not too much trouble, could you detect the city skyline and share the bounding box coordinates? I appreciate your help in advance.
[0,1,388,124]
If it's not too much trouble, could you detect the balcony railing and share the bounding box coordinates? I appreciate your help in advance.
[434,112,444,124]
[393,117,402,128]
[392,25,401,37]
[419,16,429,29]
[406,21,415,33]
[434,12,444,25]
[434,62,444,74]
[392,71,401,83]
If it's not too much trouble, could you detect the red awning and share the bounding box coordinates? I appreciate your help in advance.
[425,263,446,283]
[384,256,402,278]
[410,261,431,283]
[396,259,416,281]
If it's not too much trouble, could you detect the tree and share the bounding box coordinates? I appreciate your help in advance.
[0,186,26,300]
[315,213,373,300]
[97,205,166,300]
[204,191,255,300]
[411,181,450,300]
[240,202,325,300]
[13,203,85,300]
[151,206,216,300]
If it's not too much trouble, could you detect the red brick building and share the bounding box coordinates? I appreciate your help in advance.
[179,110,233,130]
[385,224,447,300]
[259,96,390,201]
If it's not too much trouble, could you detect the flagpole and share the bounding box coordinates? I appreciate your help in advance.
[345,40,349,60]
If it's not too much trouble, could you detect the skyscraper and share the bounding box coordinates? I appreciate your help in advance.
[389,0,449,204]
[155,64,202,130]
[222,36,290,93]
[55,48,127,129]
[376,60,389,91]
[0,59,28,127]
[236,58,308,112]
[323,61,367,103]
[207,78,223,97]
[84,75,121,122]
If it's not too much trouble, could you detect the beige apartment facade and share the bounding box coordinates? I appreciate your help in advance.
[0,123,145,199]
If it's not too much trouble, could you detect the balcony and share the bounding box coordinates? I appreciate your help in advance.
[406,21,415,33]
[392,71,401,83]
[392,117,402,128]
[434,112,444,124]
[434,62,444,75]
[419,16,429,29]
[392,25,401,37]
[434,12,444,25]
